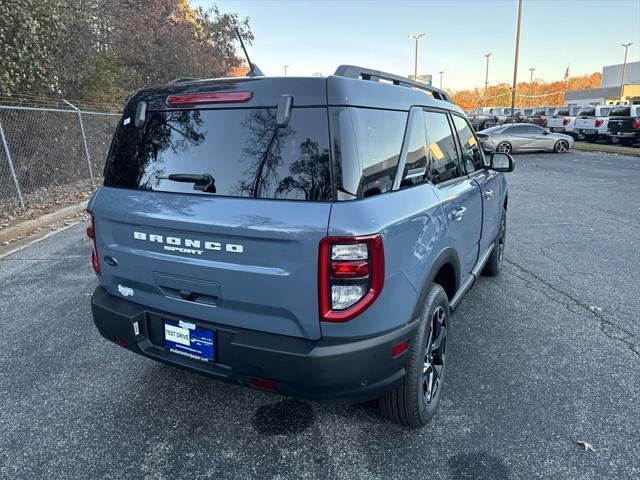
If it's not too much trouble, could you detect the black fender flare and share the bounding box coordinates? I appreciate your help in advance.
[411,247,461,319]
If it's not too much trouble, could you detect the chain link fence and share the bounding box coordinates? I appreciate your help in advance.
[0,97,121,225]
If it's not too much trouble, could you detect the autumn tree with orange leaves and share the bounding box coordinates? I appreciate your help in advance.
[451,72,602,111]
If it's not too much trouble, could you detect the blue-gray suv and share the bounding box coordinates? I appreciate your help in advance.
[88,66,514,427]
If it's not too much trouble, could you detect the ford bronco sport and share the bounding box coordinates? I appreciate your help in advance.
[88,65,514,427]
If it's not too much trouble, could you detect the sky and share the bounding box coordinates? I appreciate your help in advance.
[191,0,640,91]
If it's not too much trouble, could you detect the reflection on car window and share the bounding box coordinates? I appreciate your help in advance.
[401,110,428,188]
[424,111,461,184]
[452,115,485,173]
[105,108,332,201]
[578,108,595,116]
[350,108,407,197]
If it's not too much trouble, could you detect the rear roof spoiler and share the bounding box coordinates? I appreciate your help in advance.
[334,65,453,103]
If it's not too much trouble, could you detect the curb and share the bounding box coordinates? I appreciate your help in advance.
[0,200,88,245]
[573,142,640,158]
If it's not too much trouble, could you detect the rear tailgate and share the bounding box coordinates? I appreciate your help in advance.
[90,190,329,339]
[608,117,635,133]
[546,117,565,128]
[91,79,332,340]
[575,116,596,129]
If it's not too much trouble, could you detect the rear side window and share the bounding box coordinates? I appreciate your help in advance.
[105,108,332,201]
[424,111,462,184]
[350,108,407,197]
[400,110,428,188]
[452,115,485,173]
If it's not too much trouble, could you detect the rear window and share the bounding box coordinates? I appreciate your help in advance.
[104,108,332,201]
[610,106,631,116]
[556,109,570,116]
[578,107,595,116]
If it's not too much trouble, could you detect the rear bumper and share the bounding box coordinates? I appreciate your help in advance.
[91,286,419,403]
[607,131,638,138]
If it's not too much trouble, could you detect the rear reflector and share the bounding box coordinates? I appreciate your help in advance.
[330,261,369,278]
[114,336,129,348]
[391,340,409,357]
[166,91,252,106]
[86,209,100,276]
[250,378,278,391]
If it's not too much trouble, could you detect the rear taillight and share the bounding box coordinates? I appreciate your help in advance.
[539,116,546,124]
[318,235,384,322]
[166,91,252,106]
[632,119,640,129]
[595,119,604,128]
[86,209,100,276]
[563,117,570,126]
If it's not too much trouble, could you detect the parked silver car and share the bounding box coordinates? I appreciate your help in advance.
[477,123,574,153]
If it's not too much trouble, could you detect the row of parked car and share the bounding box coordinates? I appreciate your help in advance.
[467,105,640,146]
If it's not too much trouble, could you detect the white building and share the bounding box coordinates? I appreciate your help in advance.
[564,61,640,106]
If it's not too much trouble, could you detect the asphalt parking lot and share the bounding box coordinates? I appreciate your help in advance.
[1,150,639,480]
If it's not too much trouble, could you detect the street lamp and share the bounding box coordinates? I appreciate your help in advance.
[620,42,633,101]
[408,33,426,80]
[283,65,289,77]
[439,70,444,89]
[528,67,535,107]
[483,53,492,107]
[510,0,523,120]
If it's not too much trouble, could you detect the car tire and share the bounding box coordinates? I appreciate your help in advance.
[575,132,586,141]
[608,136,621,145]
[379,283,449,428]
[553,140,569,153]
[482,207,506,277]
[497,142,512,153]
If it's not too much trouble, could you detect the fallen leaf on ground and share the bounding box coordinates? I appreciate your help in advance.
[577,441,596,452]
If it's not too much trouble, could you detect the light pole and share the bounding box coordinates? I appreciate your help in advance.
[510,0,523,120]
[439,71,444,89]
[283,65,289,77]
[528,67,535,107]
[483,53,492,107]
[620,42,633,102]
[408,33,425,80]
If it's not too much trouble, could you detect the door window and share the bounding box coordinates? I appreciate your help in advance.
[452,115,486,173]
[424,110,462,184]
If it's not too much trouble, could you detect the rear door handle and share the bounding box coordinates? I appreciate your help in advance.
[483,189,494,199]
[450,206,467,221]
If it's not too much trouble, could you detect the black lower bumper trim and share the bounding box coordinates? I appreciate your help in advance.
[90,286,419,403]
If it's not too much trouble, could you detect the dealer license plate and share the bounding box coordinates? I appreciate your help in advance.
[164,319,215,361]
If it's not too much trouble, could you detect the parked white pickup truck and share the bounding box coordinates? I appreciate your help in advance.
[547,106,582,135]
[574,105,612,141]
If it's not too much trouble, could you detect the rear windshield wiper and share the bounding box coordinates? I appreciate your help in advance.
[158,173,216,193]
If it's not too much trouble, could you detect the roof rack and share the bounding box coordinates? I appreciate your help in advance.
[334,65,453,103]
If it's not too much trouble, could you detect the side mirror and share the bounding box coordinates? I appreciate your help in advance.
[489,152,515,172]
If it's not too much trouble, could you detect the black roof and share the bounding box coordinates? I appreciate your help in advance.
[124,66,462,115]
